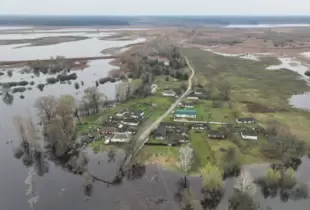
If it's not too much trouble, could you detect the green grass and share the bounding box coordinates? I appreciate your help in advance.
[181,47,310,144]
[89,139,105,153]
[154,75,185,90]
[195,100,234,122]
[181,48,310,110]
[135,145,180,169]
[189,132,215,172]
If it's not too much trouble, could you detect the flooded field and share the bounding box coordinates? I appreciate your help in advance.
[0,27,310,210]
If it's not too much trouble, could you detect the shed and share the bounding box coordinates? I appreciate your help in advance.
[191,123,210,131]
[241,130,258,140]
[208,130,226,139]
[111,133,131,143]
[187,92,199,100]
[236,117,256,124]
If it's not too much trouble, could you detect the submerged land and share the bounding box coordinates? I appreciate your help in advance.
[1,21,310,209]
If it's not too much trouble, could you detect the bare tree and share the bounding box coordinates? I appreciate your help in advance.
[179,145,194,173]
[234,169,257,197]
[34,96,58,124]
[56,95,75,130]
[13,116,41,151]
[83,87,106,113]
[1,84,14,105]
[45,118,75,157]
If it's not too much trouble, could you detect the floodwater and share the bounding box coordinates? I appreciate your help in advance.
[204,49,261,61]
[0,35,145,61]
[266,57,310,110]
[224,24,310,28]
[0,28,310,210]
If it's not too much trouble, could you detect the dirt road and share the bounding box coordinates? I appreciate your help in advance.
[131,56,195,158]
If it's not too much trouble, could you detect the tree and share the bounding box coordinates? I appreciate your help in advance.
[222,147,241,177]
[1,84,14,105]
[34,96,57,124]
[229,191,260,210]
[264,168,281,186]
[179,145,194,173]
[217,79,231,101]
[74,82,80,90]
[7,69,13,77]
[45,117,75,157]
[234,169,256,196]
[55,95,75,131]
[83,87,106,113]
[202,163,223,190]
[261,123,305,163]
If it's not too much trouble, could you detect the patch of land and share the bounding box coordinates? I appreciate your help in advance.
[0,36,89,47]
[181,48,310,142]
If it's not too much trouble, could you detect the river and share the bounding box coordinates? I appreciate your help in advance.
[0,28,310,210]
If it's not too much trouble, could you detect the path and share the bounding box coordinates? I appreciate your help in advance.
[127,56,195,162]
[173,119,228,125]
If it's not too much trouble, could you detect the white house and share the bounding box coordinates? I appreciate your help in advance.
[130,110,145,119]
[240,130,258,140]
[121,119,140,126]
[162,90,176,97]
[187,92,199,100]
[236,117,256,124]
[116,109,129,117]
[111,133,131,143]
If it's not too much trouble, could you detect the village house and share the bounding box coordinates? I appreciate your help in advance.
[162,90,176,97]
[174,109,197,119]
[116,109,129,117]
[236,117,256,124]
[174,124,188,136]
[107,115,123,124]
[208,130,226,139]
[111,133,131,143]
[178,102,194,109]
[160,122,177,129]
[121,118,140,126]
[187,92,199,100]
[129,110,145,119]
[240,130,258,140]
[154,125,167,140]
[116,125,137,135]
[167,133,189,144]
[191,123,210,131]
[101,127,117,135]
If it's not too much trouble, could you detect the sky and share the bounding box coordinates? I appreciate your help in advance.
[0,0,310,16]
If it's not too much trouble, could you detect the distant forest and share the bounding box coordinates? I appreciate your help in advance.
[1,15,310,26]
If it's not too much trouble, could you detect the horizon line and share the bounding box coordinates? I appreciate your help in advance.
[1,14,310,17]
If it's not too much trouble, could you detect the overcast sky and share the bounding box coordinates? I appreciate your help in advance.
[0,0,309,16]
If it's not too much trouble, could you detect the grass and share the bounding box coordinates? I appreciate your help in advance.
[181,47,310,144]
[195,100,234,122]
[189,131,215,172]
[135,145,180,169]
[89,139,105,153]
[154,75,184,90]
[181,48,310,109]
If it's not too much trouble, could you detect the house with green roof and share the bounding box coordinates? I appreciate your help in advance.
[174,109,197,119]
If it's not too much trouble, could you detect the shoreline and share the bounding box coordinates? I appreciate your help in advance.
[0,55,116,68]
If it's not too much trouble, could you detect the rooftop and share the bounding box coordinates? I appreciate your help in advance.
[123,118,140,124]
[237,117,256,121]
[208,130,226,136]
[113,133,130,140]
[175,109,197,115]
[241,130,258,137]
